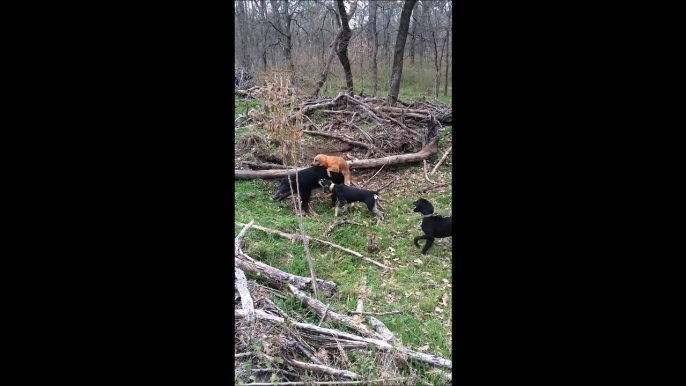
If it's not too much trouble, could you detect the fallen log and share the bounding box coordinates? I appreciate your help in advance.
[235,136,439,179]
[235,255,338,298]
[235,309,453,370]
[241,161,289,170]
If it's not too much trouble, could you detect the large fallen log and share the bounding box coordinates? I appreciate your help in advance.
[235,136,439,179]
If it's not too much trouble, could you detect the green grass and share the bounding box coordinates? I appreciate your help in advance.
[235,134,452,381]
[235,98,262,118]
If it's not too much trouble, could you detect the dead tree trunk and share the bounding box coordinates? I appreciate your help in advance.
[335,0,354,94]
[387,0,419,106]
[312,1,358,97]
[235,136,439,179]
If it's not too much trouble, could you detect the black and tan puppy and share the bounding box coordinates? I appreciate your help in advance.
[412,198,452,255]
[313,154,352,186]
[318,179,384,220]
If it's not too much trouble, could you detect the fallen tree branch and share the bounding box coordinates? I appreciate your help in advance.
[430,146,452,175]
[235,220,255,253]
[418,182,450,194]
[347,310,403,316]
[369,316,399,344]
[423,160,437,184]
[360,162,387,188]
[235,267,254,322]
[236,309,453,370]
[234,136,439,180]
[235,254,338,297]
[235,222,392,270]
[287,284,384,339]
[321,220,364,237]
[284,358,359,380]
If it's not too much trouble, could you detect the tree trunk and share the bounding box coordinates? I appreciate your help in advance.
[444,2,451,96]
[235,136,438,179]
[370,0,378,96]
[335,0,354,94]
[312,1,358,97]
[409,13,417,64]
[259,0,269,72]
[387,0,419,106]
[269,0,294,74]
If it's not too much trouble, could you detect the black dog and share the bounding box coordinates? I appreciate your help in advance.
[318,179,385,220]
[272,166,344,216]
[413,198,452,255]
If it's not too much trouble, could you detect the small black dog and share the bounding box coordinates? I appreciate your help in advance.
[318,179,385,220]
[272,167,344,216]
[413,198,452,255]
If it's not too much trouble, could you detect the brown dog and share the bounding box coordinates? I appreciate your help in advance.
[312,154,352,186]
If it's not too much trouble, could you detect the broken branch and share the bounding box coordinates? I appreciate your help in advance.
[235,222,392,270]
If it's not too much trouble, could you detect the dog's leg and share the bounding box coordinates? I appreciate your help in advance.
[335,205,339,217]
[372,205,384,221]
[414,235,426,248]
[421,238,435,255]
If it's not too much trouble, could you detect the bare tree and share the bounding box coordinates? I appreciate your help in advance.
[409,12,418,64]
[312,1,359,97]
[335,0,354,94]
[387,0,418,105]
[444,0,451,96]
[370,0,379,96]
[269,0,294,73]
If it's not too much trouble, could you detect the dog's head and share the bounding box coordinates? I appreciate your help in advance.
[312,154,328,167]
[318,179,335,193]
[413,198,434,215]
[272,177,293,201]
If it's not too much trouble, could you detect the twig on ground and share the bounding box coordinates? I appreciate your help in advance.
[418,182,450,194]
[430,146,452,175]
[321,220,364,238]
[235,222,393,270]
[346,310,403,316]
[423,160,437,184]
[282,357,359,380]
[291,340,324,365]
[360,162,387,188]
